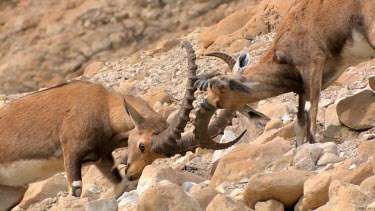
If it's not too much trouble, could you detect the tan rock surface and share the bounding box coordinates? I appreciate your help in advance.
[210,139,292,187]
[243,170,315,209]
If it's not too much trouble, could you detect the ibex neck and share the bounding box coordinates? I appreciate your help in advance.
[243,62,302,101]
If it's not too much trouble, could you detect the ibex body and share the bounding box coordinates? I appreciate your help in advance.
[203,0,375,145]
[0,81,162,210]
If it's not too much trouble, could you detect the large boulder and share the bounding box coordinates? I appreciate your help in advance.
[337,90,375,130]
[293,144,323,171]
[301,157,373,210]
[243,170,315,209]
[315,180,371,211]
[210,139,292,187]
[136,183,201,211]
[18,173,67,209]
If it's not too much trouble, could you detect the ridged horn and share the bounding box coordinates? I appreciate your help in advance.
[151,41,198,156]
[204,52,236,69]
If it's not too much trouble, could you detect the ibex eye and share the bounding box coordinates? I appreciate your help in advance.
[139,143,145,153]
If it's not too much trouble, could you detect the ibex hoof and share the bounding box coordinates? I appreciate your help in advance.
[71,180,82,197]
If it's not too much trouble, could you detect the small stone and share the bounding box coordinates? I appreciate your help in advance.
[181,182,196,192]
[293,144,323,171]
[349,164,357,170]
[215,181,231,194]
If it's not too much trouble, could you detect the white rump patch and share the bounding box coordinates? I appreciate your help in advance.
[304,101,311,112]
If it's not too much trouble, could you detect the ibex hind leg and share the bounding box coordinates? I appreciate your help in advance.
[0,185,28,211]
[302,56,325,144]
[294,93,307,147]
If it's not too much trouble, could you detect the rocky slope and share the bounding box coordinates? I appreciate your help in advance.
[1,0,375,210]
[0,0,260,95]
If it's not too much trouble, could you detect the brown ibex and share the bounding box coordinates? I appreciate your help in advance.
[197,0,375,146]
[0,42,256,210]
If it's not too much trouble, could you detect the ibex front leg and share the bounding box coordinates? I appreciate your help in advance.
[96,154,125,197]
[63,148,84,197]
[300,56,325,144]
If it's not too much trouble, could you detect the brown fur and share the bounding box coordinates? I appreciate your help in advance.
[206,0,375,145]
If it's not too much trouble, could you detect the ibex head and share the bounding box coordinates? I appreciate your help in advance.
[124,42,247,181]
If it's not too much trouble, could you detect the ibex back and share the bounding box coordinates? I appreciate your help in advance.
[200,0,375,146]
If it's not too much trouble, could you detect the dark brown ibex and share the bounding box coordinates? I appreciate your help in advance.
[0,42,259,210]
[197,0,375,146]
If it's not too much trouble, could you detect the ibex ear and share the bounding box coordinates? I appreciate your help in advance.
[124,99,144,130]
[233,52,251,74]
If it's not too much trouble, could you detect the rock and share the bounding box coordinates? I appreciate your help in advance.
[117,190,139,211]
[323,104,351,140]
[257,102,292,119]
[264,118,284,132]
[18,173,67,209]
[301,158,374,210]
[334,72,363,87]
[137,164,205,196]
[230,188,246,202]
[337,90,375,130]
[315,142,338,155]
[190,186,220,210]
[181,182,196,192]
[317,153,342,166]
[293,144,323,171]
[360,175,375,198]
[243,170,315,209]
[319,99,334,108]
[215,181,232,194]
[81,166,115,199]
[200,7,254,49]
[85,198,118,211]
[171,152,196,170]
[137,165,179,195]
[357,141,375,159]
[211,130,238,162]
[255,199,284,211]
[210,139,292,187]
[142,87,173,107]
[302,172,332,210]
[367,201,375,211]
[136,183,201,211]
[116,79,138,94]
[370,76,375,91]
[271,148,295,172]
[206,194,253,211]
[83,62,104,76]
[49,196,89,211]
[317,180,371,211]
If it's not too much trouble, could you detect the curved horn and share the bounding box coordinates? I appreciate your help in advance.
[177,99,246,154]
[151,41,198,156]
[208,109,236,139]
[204,52,236,69]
